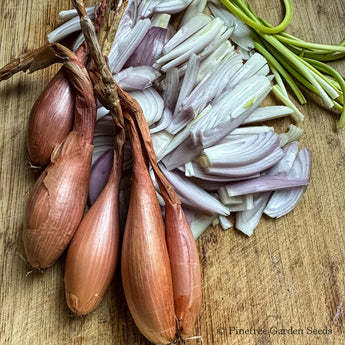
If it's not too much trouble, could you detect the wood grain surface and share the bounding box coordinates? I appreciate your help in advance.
[1,1,345,344]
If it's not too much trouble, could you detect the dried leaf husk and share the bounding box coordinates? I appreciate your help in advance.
[65,141,123,314]
[165,203,202,339]
[23,131,93,268]
[121,115,176,344]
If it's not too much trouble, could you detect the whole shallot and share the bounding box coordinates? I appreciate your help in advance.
[121,113,176,344]
[64,136,123,314]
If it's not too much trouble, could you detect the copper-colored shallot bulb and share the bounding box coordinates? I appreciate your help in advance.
[27,45,88,166]
[64,146,122,314]
[165,203,202,339]
[121,115,176,344]
[23,131,94,268]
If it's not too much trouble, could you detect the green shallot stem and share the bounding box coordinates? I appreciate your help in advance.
[221,0,345,127]
[304,58,345,128]
[283,44,345,62]
[254,39,306,104]
[272,48,344,116]
[297,58,340,97]
[332,100,344,112]
[261,38,343,110]
[219,0,293,34]
[265,41,330,96]
[262,34,334,107]
[276,35,345,53]
[272,85,304,121]
[257,14,345,60]
[232,0,258,20]
[304,59,345,93]
[271,65,288,96]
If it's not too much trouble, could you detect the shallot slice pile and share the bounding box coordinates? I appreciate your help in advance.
[58,0,311,237]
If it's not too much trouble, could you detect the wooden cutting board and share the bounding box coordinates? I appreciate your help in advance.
[0,1,344,344]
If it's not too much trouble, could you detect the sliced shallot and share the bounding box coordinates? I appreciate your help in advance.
[264,148,312,218]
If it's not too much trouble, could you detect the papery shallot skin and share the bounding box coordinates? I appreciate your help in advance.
[165,203,202,338]
[26,45,88,166]
[65,149,121,315]
[121,123,176,344]
[27,70,74,166]
[23,131,93,268]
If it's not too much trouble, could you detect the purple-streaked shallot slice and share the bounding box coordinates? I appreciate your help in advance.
[200,131,280,168]
[265,141,299,176]
[108,19,151,73]
[209,1,254,51]
[58,6,95,20]
[195,86,271,149]
[125,15,170,67]
[222,126,274,137]
[115,66,161,91]
[154,0,194,14]
[218,187,254,210]
[48,9,95,42]
[162,14,212,55]
[197,41,234,83]
[136,0,157,19]
[195,177,259,191]
[155,18,224,71]
[150,109,173,133]
[162,106,211,160]
[159,164,230,216]
[161,67,180,111]
[243,106,294,124]
[235,192,271,236]
[180,52,243,120]
[174,54,200,116]
[204,147,284,177]
[198,27,234,60]
[264,148,312,218]
[116,0,139,37]
[162,76,271,170]
[128,87,164,126]
[226,53,267,90]
[225,175,310,196]
[178,0,207,28]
